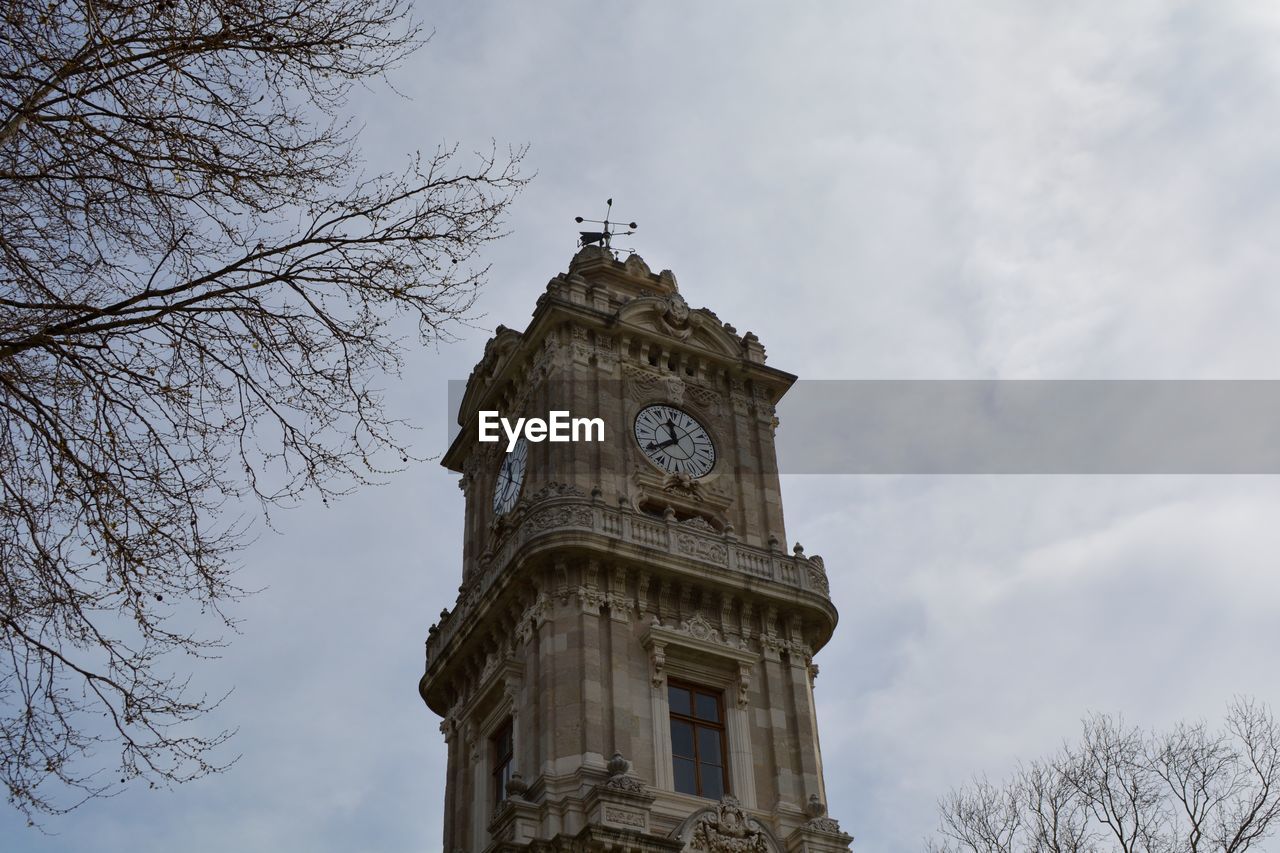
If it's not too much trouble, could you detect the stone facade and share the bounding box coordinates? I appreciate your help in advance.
[421,247,853,852]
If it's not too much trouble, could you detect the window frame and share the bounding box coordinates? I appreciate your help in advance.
[491,717,514,807]
[667,678,731,799]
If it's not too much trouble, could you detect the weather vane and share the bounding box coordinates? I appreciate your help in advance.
[575,198,637,254]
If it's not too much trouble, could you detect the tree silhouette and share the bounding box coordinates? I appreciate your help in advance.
[933,700,1280,853]
[0,0,525,819]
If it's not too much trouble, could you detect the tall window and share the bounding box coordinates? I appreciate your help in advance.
[492,718,513,806]
[668,680,728,799]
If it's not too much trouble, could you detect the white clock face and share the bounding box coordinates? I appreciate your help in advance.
[491,437,528,516]
[634,404,716,478]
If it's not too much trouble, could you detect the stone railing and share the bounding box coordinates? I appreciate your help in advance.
[425,492,832,668]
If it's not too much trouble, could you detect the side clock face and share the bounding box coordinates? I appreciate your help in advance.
[634,404,716,478]
[491,437,528,516]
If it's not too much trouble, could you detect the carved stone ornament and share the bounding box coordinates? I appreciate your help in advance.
[505,772,529,799]
[649,637,666,688]
[479,652,499,685]
[657,294,694,341]
[676,531,729,565]
[803,553,831,595]
[803,794,846,835]
[516,592,551,644]
[606,751,630,776]
[526,504,594,531]
[678,795,777,852]
[526,481,586,504]
[665,375,687,405]
[678,516,719,534]
[806,564,830,595]
[665,293,691,326]
[759,633,787,658]
[737,662,752,709]
[624,253,653,279]
[576,585,605,613]
[664,471,704,499]
[680,613,721,643]
[604,591,632,617]
[601,751,647,794]
[622,363,663,400]
[684,381,722,415]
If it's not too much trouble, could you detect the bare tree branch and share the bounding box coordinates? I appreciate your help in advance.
[931,703,1280,853]
[0,0,527,821]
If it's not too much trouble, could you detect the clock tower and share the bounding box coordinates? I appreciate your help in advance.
[421,245,853,852]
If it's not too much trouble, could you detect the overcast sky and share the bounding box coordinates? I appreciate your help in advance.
[9,3,1280,851]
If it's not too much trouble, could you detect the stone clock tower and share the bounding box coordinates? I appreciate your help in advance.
[420,246,853,853]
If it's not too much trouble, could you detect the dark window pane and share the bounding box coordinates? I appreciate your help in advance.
[669,685,691,716]
[670,719,694,758]
[700,765,725,800]
[491,718,514,806]
[496,763,511,803]
[493,720,513,761]
[674,757,697,794]
[697,727,723,765]
[695,692,720,722]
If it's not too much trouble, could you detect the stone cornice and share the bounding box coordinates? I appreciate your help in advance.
[420,493,837,714]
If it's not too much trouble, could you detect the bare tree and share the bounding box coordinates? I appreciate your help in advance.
[932,700,1280,853]
[0,0,526,820]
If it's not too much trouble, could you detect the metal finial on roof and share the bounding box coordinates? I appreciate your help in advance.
[575,198,638,253]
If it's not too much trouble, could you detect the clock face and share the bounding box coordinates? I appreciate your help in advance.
[634,404,716,478]
[491,437,528,516]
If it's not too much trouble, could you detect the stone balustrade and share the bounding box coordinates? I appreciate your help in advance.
[425,492,832,669]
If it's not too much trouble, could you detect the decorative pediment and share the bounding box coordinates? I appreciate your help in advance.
[617,296,745,360]
[642,617,757,704]
[672,796,780,852]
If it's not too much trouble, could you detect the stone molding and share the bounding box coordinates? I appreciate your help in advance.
[641,618,757,710]
[427,494,834,681]
[622,363,724,417]
[581,751,658,838]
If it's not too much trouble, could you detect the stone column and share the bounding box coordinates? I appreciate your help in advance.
[760,629,800,810]
[469,723,488,849]
[440,717,458,851]
[727,660,758,808]
[606,566,635,765]
[579,560,605,765]
[787,650,823,805]
[648,639,673,790]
